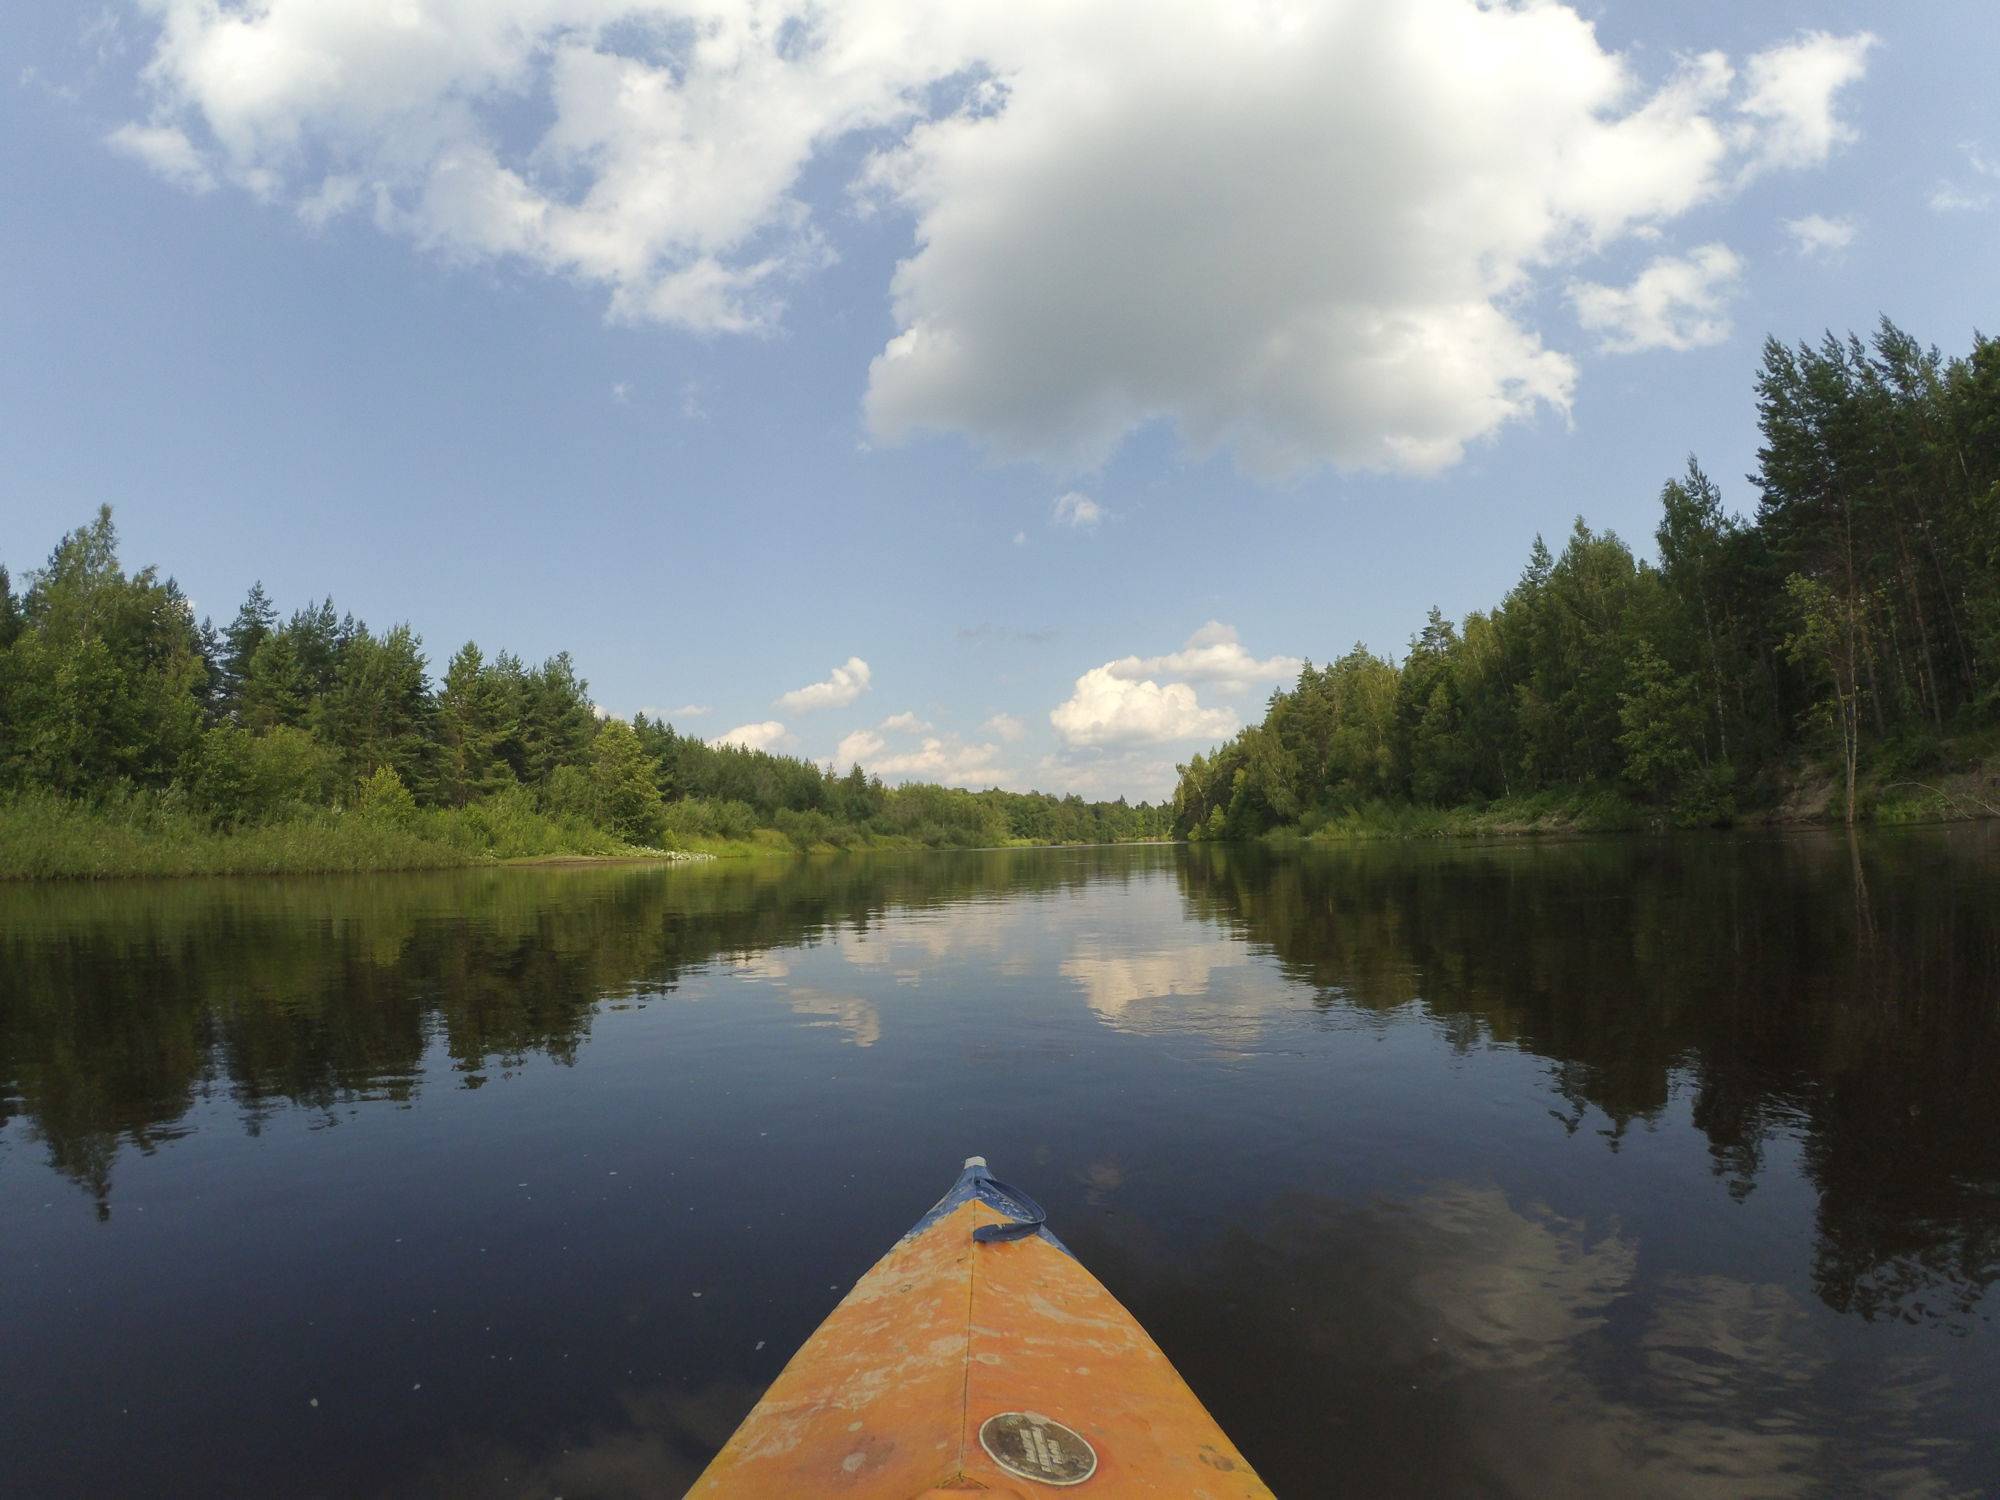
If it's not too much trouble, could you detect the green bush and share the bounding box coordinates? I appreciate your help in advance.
[421,784,625,859]
[588,719,665,844]
[1671,762,1737,828]
[773,807,834,851]
[192,725,341,826]
[1875,729,1948,779]
[540,763,598,824]
[354,764,418,827]
[659,797,760,842]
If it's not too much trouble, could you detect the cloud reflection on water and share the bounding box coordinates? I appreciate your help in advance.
[1117,1182,1974,1499]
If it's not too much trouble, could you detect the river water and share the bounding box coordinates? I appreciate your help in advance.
[2,831,1996,1498]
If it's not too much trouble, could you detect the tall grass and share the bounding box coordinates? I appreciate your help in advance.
[0,788,640,880]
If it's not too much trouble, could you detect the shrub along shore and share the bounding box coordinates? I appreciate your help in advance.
[0,787,1159,881]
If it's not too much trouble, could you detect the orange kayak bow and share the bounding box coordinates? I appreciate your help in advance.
[690,1156,1272,1497]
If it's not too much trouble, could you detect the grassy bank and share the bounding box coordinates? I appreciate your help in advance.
[1259,737,2000,845]
[0,788,647,880]
[0,792,1166,880]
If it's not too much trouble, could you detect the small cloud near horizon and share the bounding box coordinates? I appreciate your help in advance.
[776,656,871,712]
[715,720,791,752]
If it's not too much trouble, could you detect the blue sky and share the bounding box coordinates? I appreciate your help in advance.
[4,2,1996,799]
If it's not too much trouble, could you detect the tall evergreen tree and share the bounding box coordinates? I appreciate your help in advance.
[219,582,277,721]
[437,642,518,806]
[3,506,205,793]
[313,624,435,795]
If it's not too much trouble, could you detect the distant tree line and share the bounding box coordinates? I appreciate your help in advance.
[0,514,1168,854]
[1174,320,2000,837]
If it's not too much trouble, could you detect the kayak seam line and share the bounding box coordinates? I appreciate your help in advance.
[956,1208,979,1481]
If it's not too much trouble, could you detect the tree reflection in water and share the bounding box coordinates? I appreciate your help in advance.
[0,831,1995,1498]
[1175,831,2000,1332]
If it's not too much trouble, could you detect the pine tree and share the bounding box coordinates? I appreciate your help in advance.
[437,642,518,806]
[219,582,277,721]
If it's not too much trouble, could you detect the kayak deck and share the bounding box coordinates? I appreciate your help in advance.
[690,1158,1270,1497]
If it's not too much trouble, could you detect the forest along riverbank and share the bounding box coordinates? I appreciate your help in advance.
[1171,324,2000,843]
[0,512,1170,881]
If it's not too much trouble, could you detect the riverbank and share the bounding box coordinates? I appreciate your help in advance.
[13,742,1992,879]
[1262,742,2000,844]
[0,789,646,880]
[0,792,1163,880]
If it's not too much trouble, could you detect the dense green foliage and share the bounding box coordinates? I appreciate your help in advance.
[1175,320,2000,837]
[0,514,1166,876]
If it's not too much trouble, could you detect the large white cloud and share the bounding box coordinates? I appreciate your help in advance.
[115,0,964,332]
[861,11,1874,475]
[110,3,1873,475]
[1051,620,1299,755]
[776,656,871,712]
[1105,621,1301,693]
[1050,667,1236,749]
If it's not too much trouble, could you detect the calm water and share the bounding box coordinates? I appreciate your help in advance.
[2,833,1997,1498]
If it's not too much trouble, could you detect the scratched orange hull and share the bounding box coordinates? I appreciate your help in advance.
[689,1158,1271,1498]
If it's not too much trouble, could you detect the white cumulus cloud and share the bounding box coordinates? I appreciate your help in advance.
[839,711,933,763]
[1106,621,1301,693]
[1570,244,1744,353]
[1051,491,1103,529]
[834,719,1012,787]
[776,656,871,713]
[1051,621,1299,753]
[1734,31,1876,177]
[982,712,1026,743]
[865,736,1011,788]
[1783,213,1856,258]
[111,3,1874,476]
[715,720,790,751]
[861,11,1874,476]
[835,728,886,765]
[1050,668,1236,749]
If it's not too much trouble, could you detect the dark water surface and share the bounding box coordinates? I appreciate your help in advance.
[3,832,1997,1498]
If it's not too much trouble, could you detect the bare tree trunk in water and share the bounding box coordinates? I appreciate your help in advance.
[1847,824,1875,944]
[1843,696,1859,827]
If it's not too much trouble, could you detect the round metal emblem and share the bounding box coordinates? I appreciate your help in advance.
[977,1411,1097,1486]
